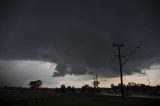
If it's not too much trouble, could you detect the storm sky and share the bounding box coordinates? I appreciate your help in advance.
[0,0,160,87]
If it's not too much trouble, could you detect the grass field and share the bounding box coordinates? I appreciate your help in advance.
[0,90,160,106]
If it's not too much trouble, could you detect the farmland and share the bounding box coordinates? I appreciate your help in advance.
[0,90,160,106]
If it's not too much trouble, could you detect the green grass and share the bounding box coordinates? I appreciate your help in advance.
[0,90,160,106]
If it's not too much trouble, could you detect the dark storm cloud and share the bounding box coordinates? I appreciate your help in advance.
[1,0,160,77]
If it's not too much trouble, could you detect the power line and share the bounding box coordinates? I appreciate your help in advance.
[122,46,140,67]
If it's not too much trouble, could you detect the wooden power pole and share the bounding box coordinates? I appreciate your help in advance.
[113,43,125,97]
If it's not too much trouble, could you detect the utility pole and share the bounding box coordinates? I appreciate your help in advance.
[113,43,125,97]
[93,78,96,88]
[93,73,100,88]
[95,73,98,88]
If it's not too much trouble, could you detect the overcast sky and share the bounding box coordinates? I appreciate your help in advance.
[0,0,160,88]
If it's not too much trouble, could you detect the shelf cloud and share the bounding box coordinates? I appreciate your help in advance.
[1,0,160,78]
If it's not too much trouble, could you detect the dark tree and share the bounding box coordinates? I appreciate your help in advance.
[29,80,42,89]
[81,84,90,93]
[67,86,72,92]
[60,84,66,93]
[71,86,75,93]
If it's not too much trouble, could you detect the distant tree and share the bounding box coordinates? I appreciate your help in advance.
[67,86,72,92]
[81,84,90,93]
[128,82,136,86]
[29,80,42,89]
[60,84,66,93]
[111,83,114,88]
[71,86,75,93]
[82,84,90,89]
[66,86,75,93]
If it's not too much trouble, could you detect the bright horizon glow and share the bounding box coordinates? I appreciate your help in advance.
[0,60,160,88]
